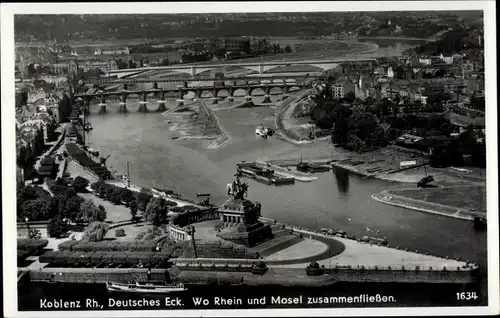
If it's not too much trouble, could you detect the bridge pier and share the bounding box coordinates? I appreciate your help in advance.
[118,104,128,113]
[245,96,252,102]
[153,81,158,90]
[98,94,107,114]
[262,86,271,103]
[98,104,107,114]
[211,98,219,105]
[157,101,167,112]
[281,94,289,101]
[138,91,148,112]
[156,89,167,112]
[176,99,184,107]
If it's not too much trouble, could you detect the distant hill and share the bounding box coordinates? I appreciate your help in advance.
[14,12,483,43]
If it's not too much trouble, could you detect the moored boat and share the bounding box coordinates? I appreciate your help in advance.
[106,281,188,294]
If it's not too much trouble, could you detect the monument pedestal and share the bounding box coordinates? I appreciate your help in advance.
[217,196,274,247]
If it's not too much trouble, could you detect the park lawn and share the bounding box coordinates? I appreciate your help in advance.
[78,192,132,223]
[391,186,486,212]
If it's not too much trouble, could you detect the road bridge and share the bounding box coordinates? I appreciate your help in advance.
[74,82,307,113]
[106,58,377,78]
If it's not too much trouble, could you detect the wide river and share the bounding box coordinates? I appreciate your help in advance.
[83,98,487,264]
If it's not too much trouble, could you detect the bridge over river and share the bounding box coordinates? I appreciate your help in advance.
[74,82,307,113]
[106,58,377,78]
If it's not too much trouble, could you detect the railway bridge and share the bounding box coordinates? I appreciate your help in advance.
[74,82,307,113]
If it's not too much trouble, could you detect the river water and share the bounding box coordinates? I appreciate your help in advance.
[71,97,487,298]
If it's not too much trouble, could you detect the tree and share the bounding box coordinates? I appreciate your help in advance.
[129,199,139,221]
[284,44,293,53]
[344,91,356,103]
[331,104,352,145]
[135,188,153,212]
[144,198,169,226]
[48,217,67,238]
[79,199,106,222]
[81,221,109,242]
[72,176,89,193]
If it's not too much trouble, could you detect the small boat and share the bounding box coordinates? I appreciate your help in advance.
[255,126,268,139]
[473,217,486,230]
[255,126,275,139]
[106,281,187,294]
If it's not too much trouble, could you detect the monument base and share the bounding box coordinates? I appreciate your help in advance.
[217,222,274,247]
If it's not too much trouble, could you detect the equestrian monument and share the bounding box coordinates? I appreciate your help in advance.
[216,175,274,247]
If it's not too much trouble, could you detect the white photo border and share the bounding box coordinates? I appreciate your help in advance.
[2,1,498,317]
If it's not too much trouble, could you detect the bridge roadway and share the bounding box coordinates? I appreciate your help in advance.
[107,58,377,77]
[93,74,319,85]
[75,82,306,98]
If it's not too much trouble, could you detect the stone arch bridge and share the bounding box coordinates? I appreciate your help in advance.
[74,82,307,113]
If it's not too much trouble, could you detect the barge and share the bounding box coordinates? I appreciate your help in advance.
[296,160,331,173]
[237,162,295,185]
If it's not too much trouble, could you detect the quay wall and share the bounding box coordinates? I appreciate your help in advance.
[27,264,476,285]
[29,268,168,284]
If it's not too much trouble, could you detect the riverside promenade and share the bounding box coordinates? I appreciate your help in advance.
[372,186,486,221]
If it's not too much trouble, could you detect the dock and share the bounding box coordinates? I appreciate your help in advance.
[237,162,295,185]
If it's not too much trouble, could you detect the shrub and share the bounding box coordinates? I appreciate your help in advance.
[115,229,126,237]
[306,261,324,276]
[81,221,109,242]
[17,239,49,253]
[48,217,68,238]
[72,176,89,193]
[58,240,79,251]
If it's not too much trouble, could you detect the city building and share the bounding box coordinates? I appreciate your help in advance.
[440,53,454,64]
[419,56,432,66]
[81,60,118,73]
[94,47,130,55]
[223,36,251,54]
[387,66,394,79]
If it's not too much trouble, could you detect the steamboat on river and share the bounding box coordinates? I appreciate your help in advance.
[106,280,188,294]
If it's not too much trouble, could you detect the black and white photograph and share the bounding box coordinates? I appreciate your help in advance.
[2,2,498,317]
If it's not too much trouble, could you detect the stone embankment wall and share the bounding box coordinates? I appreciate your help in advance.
[30,268,169,284]
[323,268,476,284]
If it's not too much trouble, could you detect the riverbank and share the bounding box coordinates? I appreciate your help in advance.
[372,186,486,221]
